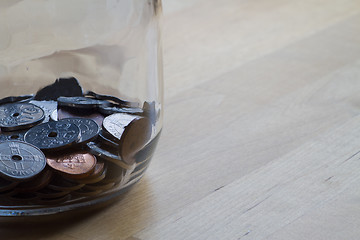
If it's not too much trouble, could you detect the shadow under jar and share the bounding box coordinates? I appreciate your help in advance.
[0,0,163,218]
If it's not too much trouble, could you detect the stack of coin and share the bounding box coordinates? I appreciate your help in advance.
[0,77,159,206]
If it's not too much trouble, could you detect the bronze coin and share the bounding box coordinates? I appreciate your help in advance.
[70,164,107,185]
[46,152,97,179]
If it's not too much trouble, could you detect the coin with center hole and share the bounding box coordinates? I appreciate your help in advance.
[0,141,46,181]
[24,120,80,150]
[0,129,27,142]
[29,100,57,123]
[61,118,99,143]
[0,103,45,131]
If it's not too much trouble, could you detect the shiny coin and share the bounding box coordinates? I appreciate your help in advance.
[46,151,97,179]
[57,96,107,109]
[61,118,99,144]
[98,104,143,116]
[0,103,45,131]
[102,113,151,164]
[84,91,140,108]
[0,129,27,142]
[0,94,34,105]
[86,142,132,170]
[24,120,80,150]
[50,109,58,121]
[57,108,105,127]
[29,100,57,123]
[0,141,46,182]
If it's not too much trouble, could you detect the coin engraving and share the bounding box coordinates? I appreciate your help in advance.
[61,118,99,143]
[0,103,45,131]
[47,152,97,178]
[0,141,46,181]
[24,120,80,150]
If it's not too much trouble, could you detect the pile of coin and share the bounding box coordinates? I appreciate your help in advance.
[0,78,159,206]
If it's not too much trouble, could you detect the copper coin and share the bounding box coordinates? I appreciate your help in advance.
[69,162,107,184]
[46,152,97,179]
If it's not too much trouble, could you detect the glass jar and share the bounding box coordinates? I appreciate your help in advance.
[0,0,163,217]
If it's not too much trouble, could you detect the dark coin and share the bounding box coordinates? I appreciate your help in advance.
[57,108,104,127]
[0,103,45,131]
[0,141,46,181]
[47,175,85,191]
[0,129,27,142]
[34,77,83,101]
[15,168,53,193]
[57,96,108,109]
[61,118,99,143]
[36,187,70,198]
[37,194,71,205]
[98,104,143,116]
[0,178,18,192]
[72,187,102,197]
[86,142,133,170]
[84,91,140,108]
[143,101,157,125]
[29,100,57,122]
[83,181,115,191]
[0,94,34,105]
[97,130,120,149]
[24,120,80,150]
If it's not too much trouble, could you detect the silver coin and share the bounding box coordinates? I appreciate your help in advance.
[61,118,99,143]
[50,109,58,121]
[86,142,132,169]
[29,100,57,123]
[57,96,107,109]
[97,130,120,148]
[98,104,143,116]
[24,120,80,150]
[84,91,140,108]
[102,113,138,142]
[0,141,46,181]
[0,129,27,142]
[0,103,45,131]
[0,94,34,105]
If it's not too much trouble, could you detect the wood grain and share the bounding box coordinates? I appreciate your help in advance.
[2,0,360,239]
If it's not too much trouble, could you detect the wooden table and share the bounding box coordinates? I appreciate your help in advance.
[4,0,360,239]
